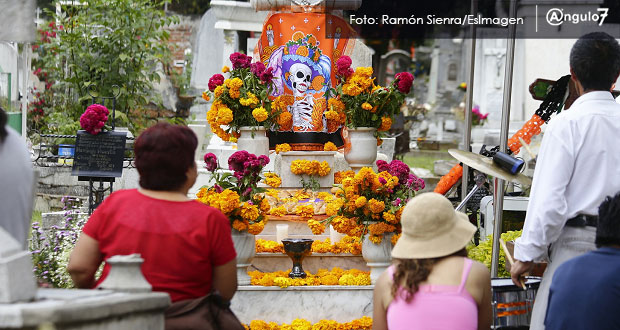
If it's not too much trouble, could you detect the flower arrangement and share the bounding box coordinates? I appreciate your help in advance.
[203,52,279,142]
[290,159,331,191]
[326,55,413,134]
[79,104,109,135]
[314,160,424,243]
[245,317,372,330]
[263,172,282,188]
[249,267,370,287]
[196,151,271,234]
[256,237,362,255]
[263,189,334,216]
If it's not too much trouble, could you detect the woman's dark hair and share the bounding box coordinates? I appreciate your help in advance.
[0,106,8,144]
[596,192,620,248]
[134,122,197,191]
[570,32,620,91]
[391,248,468,302]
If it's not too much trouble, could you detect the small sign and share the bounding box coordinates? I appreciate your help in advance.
[71,130,127,178]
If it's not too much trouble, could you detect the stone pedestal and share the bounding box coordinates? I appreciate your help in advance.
[230,285,372,324]
[0,229,36,304]
[0,289,169,330]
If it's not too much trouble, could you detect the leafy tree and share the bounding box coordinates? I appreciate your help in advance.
[31,0,178,135]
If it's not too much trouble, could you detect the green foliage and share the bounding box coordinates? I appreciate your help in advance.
[31,0,178,136]
[467,230,523,278]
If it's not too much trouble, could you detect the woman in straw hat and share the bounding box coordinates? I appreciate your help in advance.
[372,192,492,330]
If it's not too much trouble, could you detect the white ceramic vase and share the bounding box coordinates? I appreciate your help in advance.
[231,229,256,285]
[236,126,269,156]
[344,127,377,172]
[362,233,393,284]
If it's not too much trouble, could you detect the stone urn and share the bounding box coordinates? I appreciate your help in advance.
[344,127,377,172]
[362,233,393,284]
[231,229,256,285]
[282,238,314,279]
[237,126,269,156]
[98,254,152,293]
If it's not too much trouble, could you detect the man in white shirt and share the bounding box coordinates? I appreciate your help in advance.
[511,32,620,329]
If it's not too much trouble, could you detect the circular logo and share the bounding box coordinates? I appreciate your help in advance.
[546,8,564,26]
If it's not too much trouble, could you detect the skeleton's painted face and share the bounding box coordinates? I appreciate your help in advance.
[289,63,312,93]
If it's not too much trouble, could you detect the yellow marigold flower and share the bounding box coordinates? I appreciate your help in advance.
[317,161,331,177]
[229,136,237,143]
[342,83,362,96]
[378,116,393,131]
[383,211,397,224]
[240,92,259,107]
[201,91,210,102]
[248,221,265,235]
[290,159,305,175]
[368,222,396,236]
[252,107,268,122]
[275,143,292,154]
[391,232,401,245]
[229,88,240,99]
[328,98,345,112]
[355,196,367,208]
[214,85,224,98]
[367,198,385,214]
[319,274,339,285]
[323,141,337,151]
[377,137,383,146]
[274,277,293,288]
[324,110,339,121]
[317,192,334,202]
[232,220,249,231]
[295,204,314,218]
[228,77,243,89]
[266,188,280,199]
[325,200,342,217]
[307,219,326,235]
[240,202,260,221]
[361,102,373,111]
[372,84,382,93]
[217,190,240,215]
[259,198,271,213]
[290,319,312,330]
[222,65,230,73]
[355,66,373,77]
[269,205,287,217]
[263,172,282,188]
[277,111,293,130]
[369,234,383,244]
[217,106,234,125]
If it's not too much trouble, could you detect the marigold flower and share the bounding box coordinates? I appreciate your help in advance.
[232,220,249,231]
[317,161,331,176]
[240,202,260,221]
[391,233,401,245]
[259,198,271,213]
[308,219,326,235]
[368,222,395,236]
[216,106,234,125]
[201,91,210,102]
[295,204,314,218]
[248,221,265,235]
[214,85,224,98]
[275,143,292,154]
[252,107,269,122]
[277,111,293,131]
[355,196,367,208]
[383,211,397,224]
[263,172,282,188]
[269,205,287,217]
[367,198,385,214]
[361,102,373,111]
[323,141,338,151]
[222,65,230,73]
[378,116,392,131]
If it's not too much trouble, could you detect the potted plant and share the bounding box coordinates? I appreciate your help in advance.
[326,56,413,171]
[202,52,279,156]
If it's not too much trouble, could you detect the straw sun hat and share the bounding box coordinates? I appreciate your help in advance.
[392,192,476,259]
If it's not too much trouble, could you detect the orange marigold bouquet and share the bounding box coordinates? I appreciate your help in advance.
[326,55,413,135]
[203,52,281,142]
[313,160,424,244]
[196,151,271,235]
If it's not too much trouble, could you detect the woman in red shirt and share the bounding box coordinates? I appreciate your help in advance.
[67,122,237,302]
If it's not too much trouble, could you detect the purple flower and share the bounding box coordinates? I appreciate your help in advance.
[208,74,225,91]
[230,52,251,70]
[392,198,402,206]
[259,67,274,84]
[213,184,223,193]
[388,160,411,185]
[228,150,250,172]
[204,152,218,172]
[379,177,387,185]
[250,62,266,76]
[376,160,389,172]
[258,155,270,166]
[242,187,253,196]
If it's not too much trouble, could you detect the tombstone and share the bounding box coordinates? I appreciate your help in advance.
[191,10,226,91]
[0,227,37,303]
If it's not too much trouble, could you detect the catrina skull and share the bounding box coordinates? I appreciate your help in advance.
[289,63,312,94]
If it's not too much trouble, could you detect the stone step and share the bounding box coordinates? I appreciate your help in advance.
[251,253,368,273]
[230,285,373,324]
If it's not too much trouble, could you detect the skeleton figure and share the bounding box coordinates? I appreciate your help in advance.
[288,63,315,131]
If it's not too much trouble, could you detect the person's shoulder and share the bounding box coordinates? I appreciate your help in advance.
[469,259,491,282]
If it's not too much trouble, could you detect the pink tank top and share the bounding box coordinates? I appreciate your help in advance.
[386,258,478,330]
